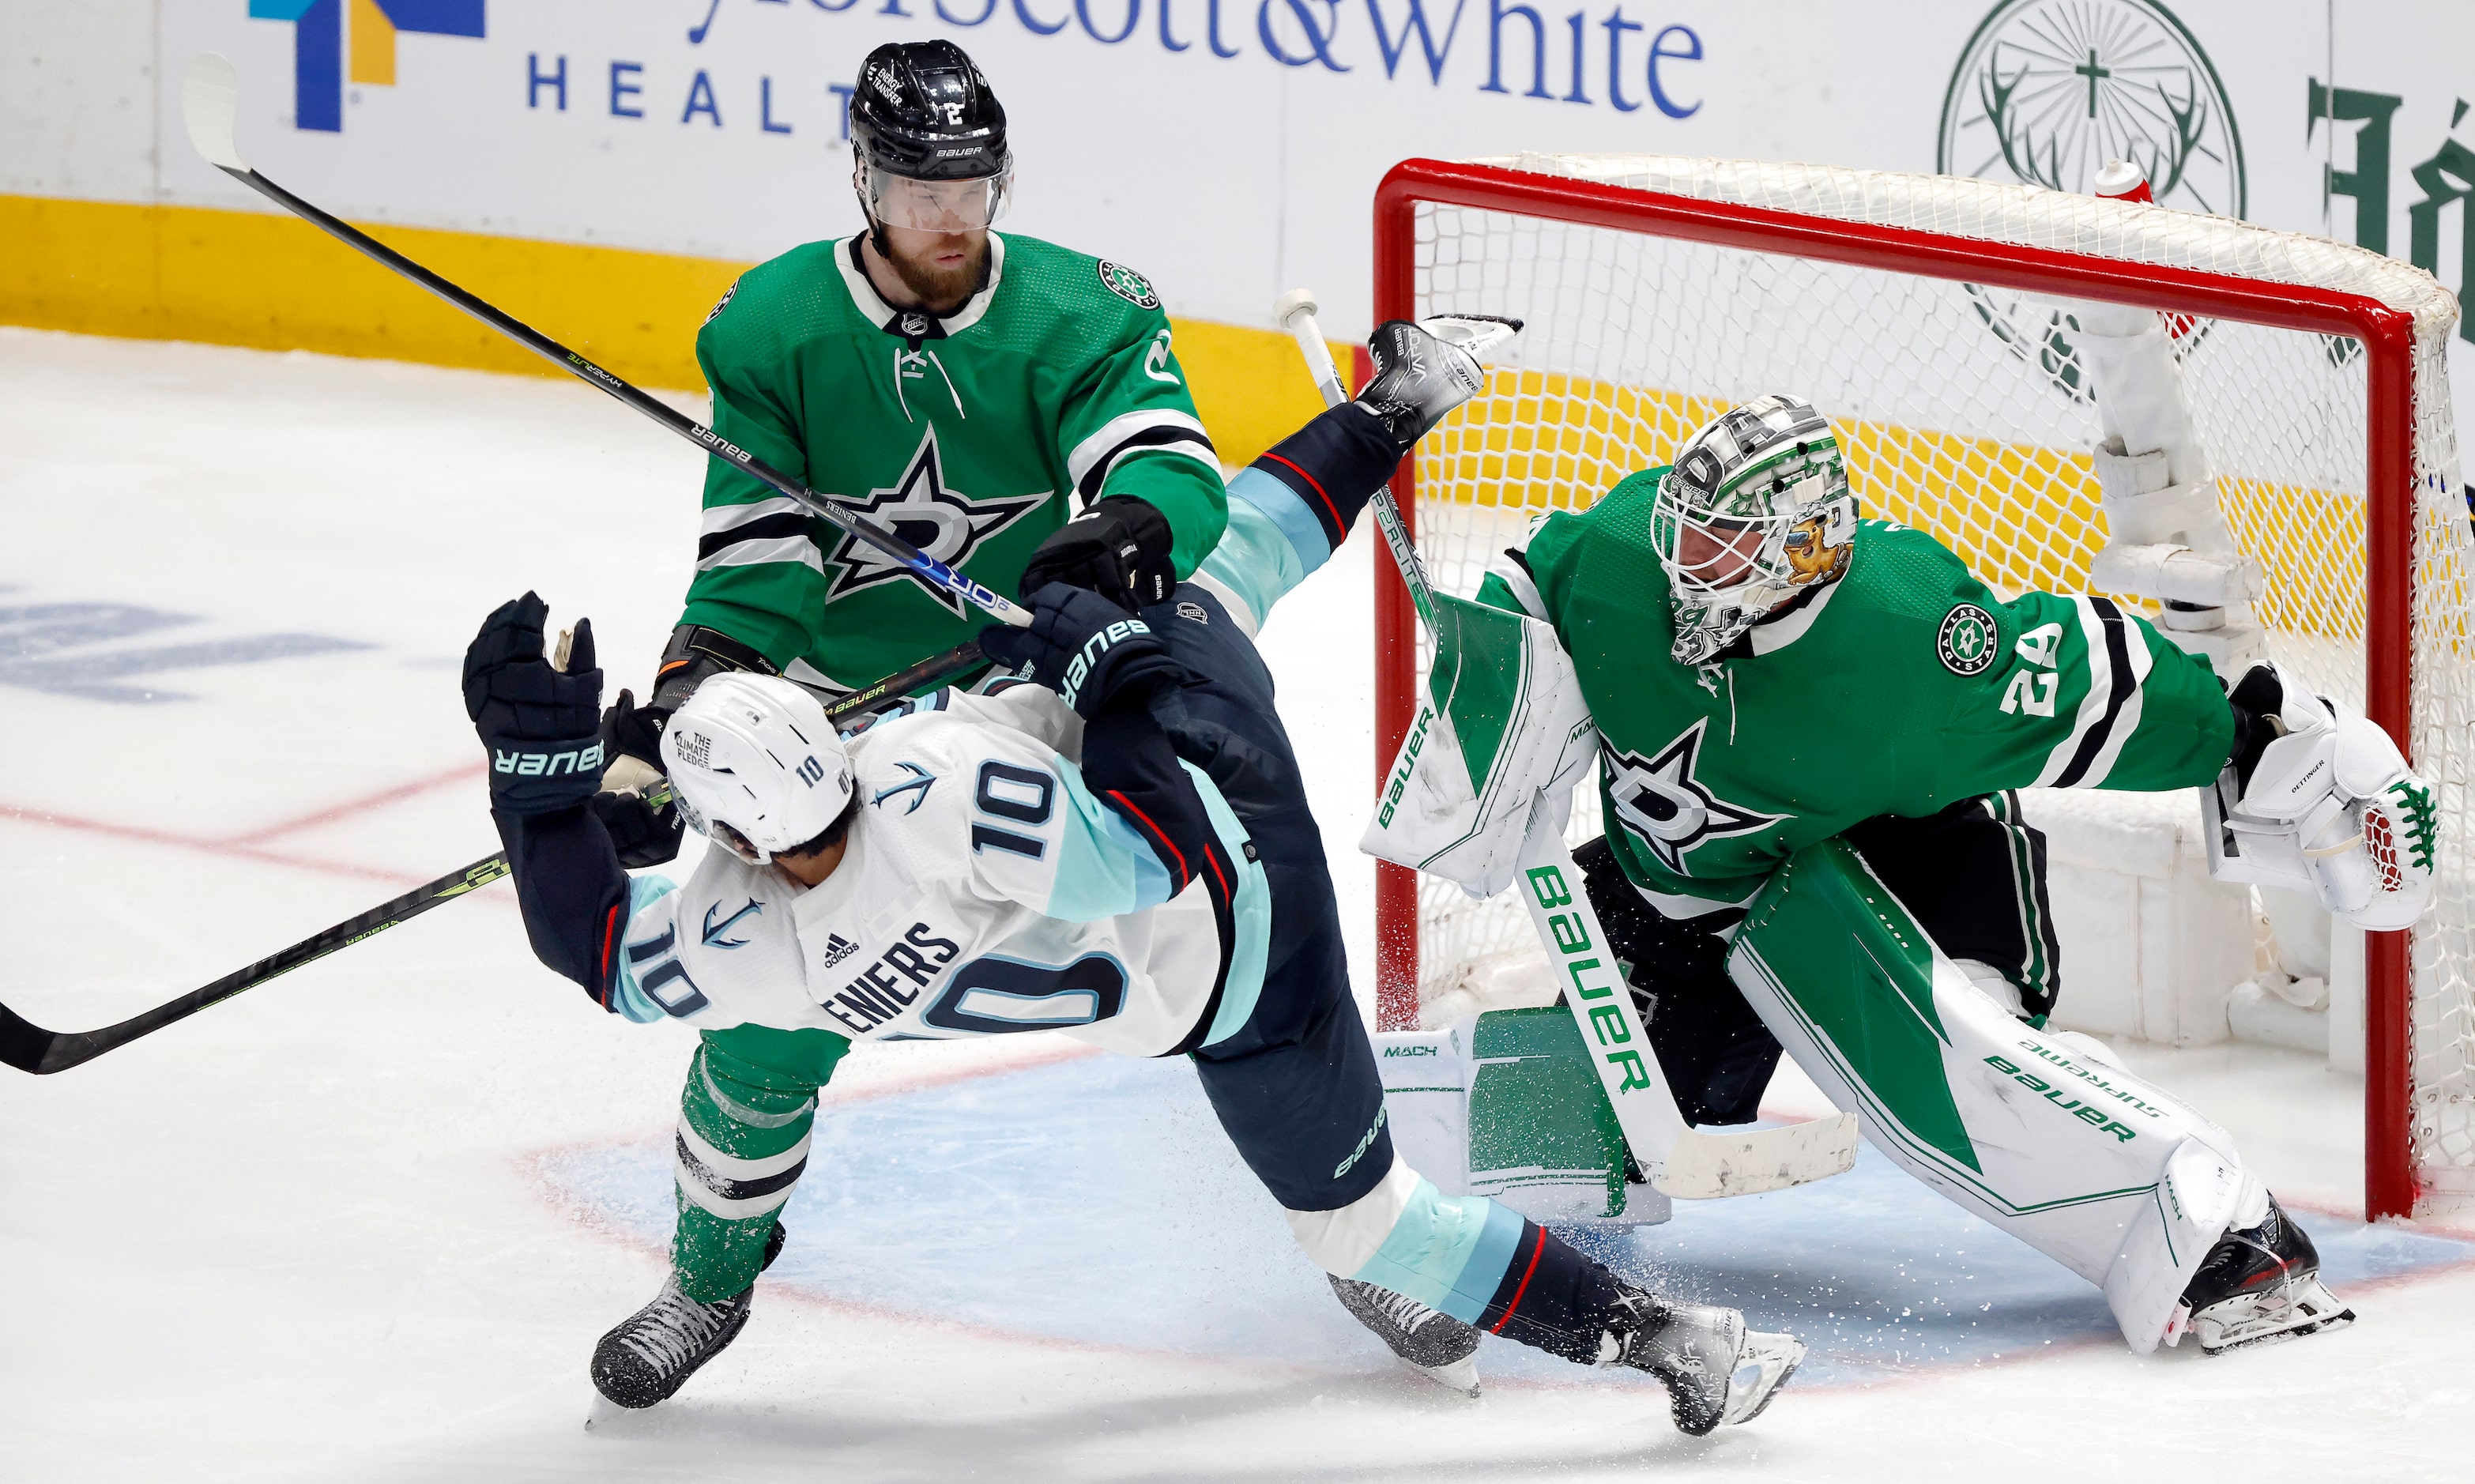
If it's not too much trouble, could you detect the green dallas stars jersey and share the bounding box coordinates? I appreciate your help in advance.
[1475,466,2236,915]
[679,232,1226,695]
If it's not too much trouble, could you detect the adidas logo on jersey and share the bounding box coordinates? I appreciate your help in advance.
[816,932,861,969]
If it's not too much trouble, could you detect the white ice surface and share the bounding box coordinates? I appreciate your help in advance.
[3,329,2473,1482]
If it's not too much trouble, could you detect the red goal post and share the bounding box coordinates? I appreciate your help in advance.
[1368,155,2462,1222]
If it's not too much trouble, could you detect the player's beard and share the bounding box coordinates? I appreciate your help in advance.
[883,230,989,314]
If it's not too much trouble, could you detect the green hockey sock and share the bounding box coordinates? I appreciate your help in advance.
[670,1024,849,1303]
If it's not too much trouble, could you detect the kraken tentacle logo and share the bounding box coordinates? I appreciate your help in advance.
[1937,1,2246,401]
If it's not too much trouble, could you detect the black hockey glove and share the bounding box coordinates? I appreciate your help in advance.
[464,593,606,816]
[1018,495,1177,612]
[980,582,1185,720]
[588,785,685,869]
[590,687,685,867]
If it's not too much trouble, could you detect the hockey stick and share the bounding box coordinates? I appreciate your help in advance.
[178,52,1028,632]
[1273,291,1857,1199]
[0,638,990,1075]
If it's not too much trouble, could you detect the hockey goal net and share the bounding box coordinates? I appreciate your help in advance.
[1369,154,2475,1221]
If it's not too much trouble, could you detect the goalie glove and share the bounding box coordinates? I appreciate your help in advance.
[2203,662,2436,932]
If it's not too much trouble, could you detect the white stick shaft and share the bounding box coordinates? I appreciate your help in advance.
[1273,295,1438,629]
[1279,308,1350,411]
[1514,822,1692,1172]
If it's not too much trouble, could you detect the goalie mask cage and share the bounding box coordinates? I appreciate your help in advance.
[1369,154,2475,1222]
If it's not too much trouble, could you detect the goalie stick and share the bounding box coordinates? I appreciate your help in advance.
[0,638,992,1075]
[1273,290,1858,1200]
[178,52,1029,632]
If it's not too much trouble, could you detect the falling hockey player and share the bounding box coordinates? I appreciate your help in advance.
[471,325,1807,1432]
[1373,390,2436,1369]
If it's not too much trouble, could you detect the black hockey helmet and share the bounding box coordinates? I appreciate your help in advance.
[850,40,1010,183]
[849,41,1013,241]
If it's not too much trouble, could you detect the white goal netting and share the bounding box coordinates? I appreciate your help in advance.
[1389,153,2475,1189]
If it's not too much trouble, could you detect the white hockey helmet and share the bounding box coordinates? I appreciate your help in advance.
[660,673,854,866]
[1653,394,1858,665]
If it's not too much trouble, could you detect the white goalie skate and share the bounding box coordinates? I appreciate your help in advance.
[2165,1196,2357,1354]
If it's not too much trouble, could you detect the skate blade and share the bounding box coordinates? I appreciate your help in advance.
[1720,1330,1806,1427]
[1403,1353,1482,1398]
[2196,1277,2357,1354]
[1415,315,1523,366]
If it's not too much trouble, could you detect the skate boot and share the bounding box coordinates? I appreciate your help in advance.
[1354,315,1520,450]
[590,1221,785,1408]
[1329,1275,1482,1395]
[1606,1288,1805,1436]
[2170,1195,2356,1353]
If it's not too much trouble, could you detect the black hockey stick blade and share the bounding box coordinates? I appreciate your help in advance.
[175,54,1027,630]
[0,854,510,1075]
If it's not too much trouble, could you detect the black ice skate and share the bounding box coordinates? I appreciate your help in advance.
[590,1221,784,1409]
[2169,1194,2356,1353]
[1605,1289,1804,1437]
[1354,315,1520,450]
[1329,1275,1482,1395]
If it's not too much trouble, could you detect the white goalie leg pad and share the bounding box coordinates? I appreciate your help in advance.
[2203,665,2437,932]
[1730,841,2265,1351]
[2104,1129,2270,1353]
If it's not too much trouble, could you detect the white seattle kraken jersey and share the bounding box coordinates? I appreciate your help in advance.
[605,686,1272,1057]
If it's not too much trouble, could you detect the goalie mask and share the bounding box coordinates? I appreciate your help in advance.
[660,673,854,867]
[1653,394,1858,665]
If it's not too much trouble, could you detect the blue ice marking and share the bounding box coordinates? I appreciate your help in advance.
[538,1055,2475,1388]
[0,601,371,703]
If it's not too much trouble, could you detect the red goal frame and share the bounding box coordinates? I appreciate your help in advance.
[1367,157,2423,1222]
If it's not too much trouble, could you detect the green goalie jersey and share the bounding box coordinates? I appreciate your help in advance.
[680,232,1226,694]
[1475,467,2237,915]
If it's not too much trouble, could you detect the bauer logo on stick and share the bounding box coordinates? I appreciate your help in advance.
[1938,604,1998,676]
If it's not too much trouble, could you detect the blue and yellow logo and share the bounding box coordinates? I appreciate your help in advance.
[248,0,485,134]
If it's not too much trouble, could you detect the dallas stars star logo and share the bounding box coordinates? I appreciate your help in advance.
[1603,718,1783,874]
[822,427,1047,614]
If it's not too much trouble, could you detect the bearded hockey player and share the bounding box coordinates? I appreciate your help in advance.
[465,341,1806,1433]
[623,38,1226,724]
[1462,393,2435,1357]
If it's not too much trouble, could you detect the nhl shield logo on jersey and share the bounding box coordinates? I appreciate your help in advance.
[1938,603,1999,676]
[1096,260,1161,310]
[821,427,1047,615]
[1603,718,1784,874]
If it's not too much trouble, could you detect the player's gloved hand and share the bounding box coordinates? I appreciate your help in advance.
[1018,495,1176,612]
[980,582,1185,719]
[586,687,685,867]
[589,786,686,868]
[463,592,607,816]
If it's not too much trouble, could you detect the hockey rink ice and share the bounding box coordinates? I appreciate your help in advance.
[6,328,2474,1481]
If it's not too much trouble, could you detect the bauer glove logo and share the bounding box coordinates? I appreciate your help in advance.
[492,740,605,778]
